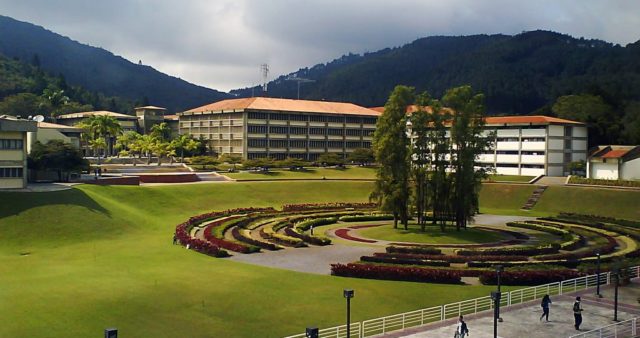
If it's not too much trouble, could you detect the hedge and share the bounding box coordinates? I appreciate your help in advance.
[294,217,338,231]
[568,176,640,188]
[284,227,331,246]
[374,252,529,263]
[456,244,559,256]
[386,246,442,255]
[478,269,584,286]
[507,221,584,251]
[339,214,394,222]
[282,202,376,212]
[204,225,260,254]
[360,255,451,267]
[231,227,280,251]
[558,213,640,229]
[330,263,463,283]
[260,228,307,247]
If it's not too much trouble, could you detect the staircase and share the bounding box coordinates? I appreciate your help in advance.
[521,185,548,210]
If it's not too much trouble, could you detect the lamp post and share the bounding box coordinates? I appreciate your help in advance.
[344,289,354,338]
[491,291,501,338]
[496,265,504,322]
[596,252,602,298]
[613,268,620,322]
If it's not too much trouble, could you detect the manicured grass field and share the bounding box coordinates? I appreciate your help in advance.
[485,174,534,182]
[356,224,505,244]
[478,183,544,216]
[224,166,376,180]
[532,186,640,220]
[0,181,497,338]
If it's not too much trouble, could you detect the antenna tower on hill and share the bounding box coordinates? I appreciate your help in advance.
[260,63,269,94]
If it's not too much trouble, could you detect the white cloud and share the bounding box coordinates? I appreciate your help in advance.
[0,0,638,91]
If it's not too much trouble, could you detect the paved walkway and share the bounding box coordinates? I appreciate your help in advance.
[391,282,640,338]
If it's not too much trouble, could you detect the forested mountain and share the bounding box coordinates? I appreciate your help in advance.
[231,31,640,115]
[0,15,230,113]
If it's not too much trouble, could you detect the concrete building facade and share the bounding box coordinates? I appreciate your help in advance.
[587,145,640,180]
[27,122,83,153]
[178,97,380,161]
[0,115,36,189]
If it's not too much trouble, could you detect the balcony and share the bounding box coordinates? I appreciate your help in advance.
[521,142,546,151]
[496,154,519,163]
[496,141,520,151]
[496,129,520,137]
[522,129,546,137]
[521,155,545,164]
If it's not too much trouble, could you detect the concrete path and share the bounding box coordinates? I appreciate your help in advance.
[391,282,640,338]
[537,176,568,185]
[2,182,78,192]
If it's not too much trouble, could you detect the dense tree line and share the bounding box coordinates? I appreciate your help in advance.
[372,85,492,231]
[234,31,640,145]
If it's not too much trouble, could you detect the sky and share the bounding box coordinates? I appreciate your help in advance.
[0,0,639,92]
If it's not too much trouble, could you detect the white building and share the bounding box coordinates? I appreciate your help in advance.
[480,116,587,177]
[587,145,640,180]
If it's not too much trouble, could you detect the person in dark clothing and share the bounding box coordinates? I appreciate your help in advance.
[573,296,583,330]
[455,315,469,337]
[540,294,552,321]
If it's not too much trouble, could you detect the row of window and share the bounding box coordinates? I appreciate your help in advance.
[0,139,24,150]
[247,112,377,124]
[247,125,374,136]
[0,167,23,178]
[247,139,369,149]
[246,152,347,161]
[494,163,544,169]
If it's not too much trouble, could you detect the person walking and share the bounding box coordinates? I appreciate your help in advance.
[454,315,469,337]
[573,296,584,330]
[540,294,552,321]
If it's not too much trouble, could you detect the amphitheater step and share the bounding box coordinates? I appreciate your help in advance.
[521,185,548,210]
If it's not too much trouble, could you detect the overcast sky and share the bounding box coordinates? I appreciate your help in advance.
[1,0,639,92]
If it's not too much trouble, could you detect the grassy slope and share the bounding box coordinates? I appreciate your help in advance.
[225,167,376,180]
[0,182,497,338]
[478,183,543,216]
[532,186,640,220]
[485,174,534,182]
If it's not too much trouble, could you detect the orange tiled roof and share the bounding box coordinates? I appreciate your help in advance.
[56,111,138,120]
[484,115,583,125]
[184,97,381,117]
[601,149,631,159]
[163,114,179,121]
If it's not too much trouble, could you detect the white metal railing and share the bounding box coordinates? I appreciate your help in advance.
[283,266,640,338]
[569,317,639,338]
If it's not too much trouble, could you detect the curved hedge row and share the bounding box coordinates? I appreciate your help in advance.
[330,263,463,284]
[386,246,442,255]
[339,214,394,222]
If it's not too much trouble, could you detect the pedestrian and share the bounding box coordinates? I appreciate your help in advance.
[540,294,552,321]
[573,296,583,330]
[172,233,178,245]
[454,315,469,337]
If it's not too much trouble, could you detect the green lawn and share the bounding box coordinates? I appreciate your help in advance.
[356,224,505,244]
[0,182,495,338]
[478,183,546,216]
[532,186,640,220]
[224,166,376,180]
[485,174,534,182]
[1,181,638,337]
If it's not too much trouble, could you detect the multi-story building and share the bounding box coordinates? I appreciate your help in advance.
[56,111,139,133]
[480,116,587,176]
[178,97,380,160]
[0,115,36,189]
[27,122,83,153]
[134,106,167,135]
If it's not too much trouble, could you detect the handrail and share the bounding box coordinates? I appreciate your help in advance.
[283,266,640,338]
[569,317,639,338]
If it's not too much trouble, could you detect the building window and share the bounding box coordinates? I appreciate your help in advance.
[522,137,545,142]
[0,139,24,150]
[328,141,343,148]
[496,137,519,142]
[346,116,361,124]
[270,113,288,120]
[346,141,361,148]
[496,163,518,168]
[309,128,325,135]
[522,151,544,155]
[0,167,23,178]
[363,129,375,137]
[269,139,287,148]
[327,128,343,136]
[290,127,307,135]
[248,112,268,119]
[564,153,572,163]
[248,125,268,133]
[565,126,573,137]
[289,140,306,148]
[345,129,361,136]
[248,139,267,147]
[269,126,288,134]
[522,164,544,169]
[496,150,519,155]
[363,117,377,125]
[310,115,326,122]
[327,116,344,123]
[289,114,308,121]
[362,141,372,148]
[247,152,268,159]
[309,140,325,148]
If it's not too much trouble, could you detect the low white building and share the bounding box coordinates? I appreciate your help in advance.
[480,116,587,177]
[587,145,640,180]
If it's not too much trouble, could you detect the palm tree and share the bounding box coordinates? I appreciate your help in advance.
[115,131,142,164]
[150,122,171,142]
[86,115,123,157]
[171,135,201,163]
[88,138,107,165]
[137,134,156,164]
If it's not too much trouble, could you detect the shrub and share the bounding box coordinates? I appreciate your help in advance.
[203,225,260,254]
[285,227,331,245]
[507,221,584,251]
[260,228,307,247]
[282,202,376,212]
[339,214,394,222]
[330,263,463,283]
[568,176,640,188]
[456,244,559,256]
[231,227,280,251]
[294,217,338,231]
[558,213,640,229]
[386,246,442,255]
[360,255,451,267]
[478,269,584,286]
[374,252,529,263]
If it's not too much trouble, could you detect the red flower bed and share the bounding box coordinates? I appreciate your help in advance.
[360,255,451,267]
[203,224,259,254]
[478,269,584,286]
[330,263,463,283]
[231,227,280,251]
[334,228,377,243]
[282,202,376,212]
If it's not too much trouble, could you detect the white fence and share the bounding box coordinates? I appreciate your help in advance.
[283,266,640,338]
[569,317,639,338]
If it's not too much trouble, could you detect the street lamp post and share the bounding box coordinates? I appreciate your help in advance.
[491,291,501,338]
[613,268,620,322]
[496,265,504,322]
[596,252,602,298]
[344,289,354,338]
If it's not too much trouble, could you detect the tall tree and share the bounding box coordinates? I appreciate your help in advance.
[443,86,492,231]
[552,94,620,146]
[150,122,171,142]
[85,114,123,157]
[409,93,432,229]
[371,85,412,229]
[427,99,452,231]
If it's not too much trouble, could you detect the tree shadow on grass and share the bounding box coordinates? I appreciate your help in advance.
[0,187,109,219]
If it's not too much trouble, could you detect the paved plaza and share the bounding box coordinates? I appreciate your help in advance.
[389,281,640,338]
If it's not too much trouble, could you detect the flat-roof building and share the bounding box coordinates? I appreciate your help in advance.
[587,145,640,180]
[27,122,83,153]
[178,97,380,160]
[0,115,36,189]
